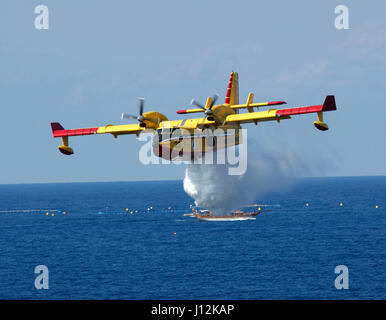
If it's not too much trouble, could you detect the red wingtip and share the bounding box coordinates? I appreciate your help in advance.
[51,122,67,137]
[177,110,187,114]
[268,101,287,106]
[322,95,336,111]
[51,122,65,132]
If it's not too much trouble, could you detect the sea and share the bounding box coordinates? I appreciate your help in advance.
[0,176,385,300]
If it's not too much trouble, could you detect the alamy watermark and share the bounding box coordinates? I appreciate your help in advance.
[137,127,248,176]
[334,265,349,290]
[335,5,349,30]
[34,5,49,30]
[34,265,49,290]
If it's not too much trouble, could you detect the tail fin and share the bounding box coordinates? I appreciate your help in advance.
[225,71,239,105]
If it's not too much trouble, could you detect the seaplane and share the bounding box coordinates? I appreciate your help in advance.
[50,71,337,160]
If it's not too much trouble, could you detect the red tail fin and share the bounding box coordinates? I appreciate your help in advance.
[224,71,239,105]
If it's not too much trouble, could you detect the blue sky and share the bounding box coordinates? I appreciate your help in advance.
[1,0,386,183]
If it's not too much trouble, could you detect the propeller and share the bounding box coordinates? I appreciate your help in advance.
[121,98,150,127]
[190,93,219,121]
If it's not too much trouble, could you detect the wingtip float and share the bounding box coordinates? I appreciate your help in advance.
[51,71,337,159]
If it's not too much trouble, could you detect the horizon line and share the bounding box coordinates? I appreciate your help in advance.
[1,174,386,186]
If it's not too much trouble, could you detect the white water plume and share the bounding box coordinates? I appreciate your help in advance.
[183,144,301,215]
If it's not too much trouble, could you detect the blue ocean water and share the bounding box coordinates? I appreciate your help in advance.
[0,177,385,300]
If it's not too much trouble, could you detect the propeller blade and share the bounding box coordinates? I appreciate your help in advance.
[122,97,148,124]
[138,115,154,123]
[139,98,145,116]
[190,99,205,110]
[121,113,138,120]
[209,93,219,109]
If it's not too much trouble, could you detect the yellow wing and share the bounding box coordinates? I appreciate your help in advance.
[50,122,143,155]
[160,95,336,130]
[225,96,337,129]
[97,124,143,137]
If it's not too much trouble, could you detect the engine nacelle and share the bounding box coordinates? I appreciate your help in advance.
[141,111,168,129]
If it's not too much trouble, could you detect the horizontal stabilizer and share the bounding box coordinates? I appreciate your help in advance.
[176,100,286,114]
